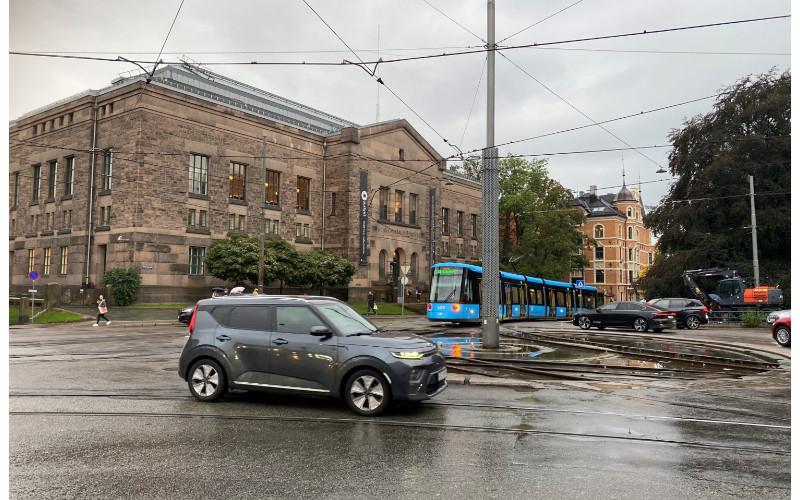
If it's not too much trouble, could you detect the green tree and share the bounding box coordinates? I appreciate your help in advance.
[300,250,356,294]
[641,71,790,302]
[205,235,260,285]
[264,238,304,293]
[498,156,587,280]
[102,267,142,306]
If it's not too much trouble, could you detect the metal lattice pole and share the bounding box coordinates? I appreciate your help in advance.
[481,0,499,348]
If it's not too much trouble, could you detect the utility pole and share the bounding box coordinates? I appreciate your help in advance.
[748,174,760,286]
[481,0,500,348]
[258,137,267,292]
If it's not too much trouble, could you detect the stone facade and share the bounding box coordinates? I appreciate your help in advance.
[9,65,482,302]
[573,183,657,301]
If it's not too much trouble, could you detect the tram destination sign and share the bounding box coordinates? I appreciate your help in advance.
[358,171,368,266]
[435,267,458,276]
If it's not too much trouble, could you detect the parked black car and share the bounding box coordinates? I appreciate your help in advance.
[573,301,676,333]
[647,298,709,330]
[178,295,447,416]
[178,306,194,324]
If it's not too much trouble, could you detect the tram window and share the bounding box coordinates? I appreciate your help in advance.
[566,292,573,308]
[556,291,566,307]
[504,285,512,305]
[463,275,477,303]
[536,289,543,305]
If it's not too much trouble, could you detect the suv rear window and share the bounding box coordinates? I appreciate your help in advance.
[211,306,270,331]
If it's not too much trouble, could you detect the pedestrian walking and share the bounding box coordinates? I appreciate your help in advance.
[415,288,422,303]
[367,291,375,315]
[94,295,110,326]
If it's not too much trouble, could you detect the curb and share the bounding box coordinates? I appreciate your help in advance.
[11,319,182,329]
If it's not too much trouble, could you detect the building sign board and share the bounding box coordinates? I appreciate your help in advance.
[358,171,369,266]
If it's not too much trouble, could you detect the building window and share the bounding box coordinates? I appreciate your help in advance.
[629,270,635,283]
[441,208,450,235]
[11,172,19,207]
[627,226,633,240]
[627,208,632,218]
[47,160,57,199]
[102,150,113,191]
[229,213,245,232]
[296,176,310,211]
[10,218,15,236]
[199,210,207,228]
[648,252,653,265]
[229,162,247,200]
[295,223,302,238]
[378,249,387,280]
[595,246,604,260]
[471,242,478,258]
[64,156,74,196]
[189,247,206,275]
[595,269,605,283]
[63,210,72,229]
[399,148,405,161]
[456,211,464,237]
[263,218,279,235]
[68,112,73,124]
[59,246,69,275]
[410,252,418,279]
[330,192,337,215]
[43,248,52,276]
[303,223,310,239]
[32,164,41,201]
[471,214,478,238]
[442,240,450,256]
[187,209,196,227]
[264,169,281,205]
[457,242,464,257]
[394,190,404,223]
[27,249,35,274]
[409,193,417,225]
[379,187,389,220]
[594,224,604,238]
[189,154,208,195]
[100,206,111,226]
[628,248,634,262]
[44,212,52,231]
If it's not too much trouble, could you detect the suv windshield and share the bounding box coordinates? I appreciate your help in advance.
[314,302,377,336]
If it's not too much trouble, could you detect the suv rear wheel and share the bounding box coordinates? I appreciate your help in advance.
[345,369,391,416]
[577,316,591,330]
[774,326,791,348]
[188,359,227,402]
[685,315,701,330]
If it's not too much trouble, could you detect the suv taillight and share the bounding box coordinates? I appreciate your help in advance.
[701,306,709,313]
[654,312,673,318]
[188,304,199,334]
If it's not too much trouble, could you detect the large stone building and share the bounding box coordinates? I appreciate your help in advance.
[9,64,482,302]
[573,181,656,301]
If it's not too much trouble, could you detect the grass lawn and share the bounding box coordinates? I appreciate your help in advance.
[349,302,420,315]
[10,307,84,325]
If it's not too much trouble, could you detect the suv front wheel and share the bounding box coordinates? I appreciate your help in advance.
[345,369,391,416]
[188,359,228,402]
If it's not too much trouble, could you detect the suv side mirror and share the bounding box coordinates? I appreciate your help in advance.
[310,325,332,337]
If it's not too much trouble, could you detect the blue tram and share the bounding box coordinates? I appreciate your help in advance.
[427,262,602,323]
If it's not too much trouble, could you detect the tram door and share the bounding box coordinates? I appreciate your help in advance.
[547,289,557,318]
[518,283,528,319]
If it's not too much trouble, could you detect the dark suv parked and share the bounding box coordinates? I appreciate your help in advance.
[647,298,709,330]
[178,295,447,416]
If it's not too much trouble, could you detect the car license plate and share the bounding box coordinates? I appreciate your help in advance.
[437,369,447,381]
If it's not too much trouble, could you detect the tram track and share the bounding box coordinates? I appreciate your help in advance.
[10,390,789,428]
[9,408,789,456]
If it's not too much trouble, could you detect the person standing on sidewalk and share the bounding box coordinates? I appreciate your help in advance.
[94,295,110,326]
[367,291,375,316]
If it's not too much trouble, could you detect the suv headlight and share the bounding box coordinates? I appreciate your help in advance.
[391,351,424,360]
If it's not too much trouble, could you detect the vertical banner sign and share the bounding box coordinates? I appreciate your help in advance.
[358,171,368,266]
[429,188,436,265]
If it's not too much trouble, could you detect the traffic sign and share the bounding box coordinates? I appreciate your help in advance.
[575,279,585,289]
[401,277,409,285]
[28,271,39,281]
[401,265,410,276]
[28,289,38,294]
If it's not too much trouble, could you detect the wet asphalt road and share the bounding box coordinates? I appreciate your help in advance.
[10,319,790,499]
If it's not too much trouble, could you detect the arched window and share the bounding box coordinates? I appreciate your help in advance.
[627,208,632,218]
[593,225,604,238]
[627,226,633,239]
[410,253,418,279]
[378,250,387,280]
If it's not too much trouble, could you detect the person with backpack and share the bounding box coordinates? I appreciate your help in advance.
[367,291,376,316]
[94,295,110,326]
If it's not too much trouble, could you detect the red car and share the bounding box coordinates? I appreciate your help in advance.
[772,314,790,348]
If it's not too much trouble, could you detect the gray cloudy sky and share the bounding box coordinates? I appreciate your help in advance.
[9,0,792,205]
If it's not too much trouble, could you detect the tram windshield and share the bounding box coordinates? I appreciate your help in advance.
[431,267,463,303]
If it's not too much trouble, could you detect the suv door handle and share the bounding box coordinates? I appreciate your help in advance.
[272,338,289,345]
[216,335,231,342]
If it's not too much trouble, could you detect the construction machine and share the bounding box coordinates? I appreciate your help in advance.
[682,268,783,310]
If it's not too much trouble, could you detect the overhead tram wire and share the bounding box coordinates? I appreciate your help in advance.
[458,56,488,150]
[499,51,665,170]
[300,0,461,157]
[10,14,790,67]
[420,0,485,43]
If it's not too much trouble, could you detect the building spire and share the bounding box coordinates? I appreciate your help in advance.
[621,152,626,187]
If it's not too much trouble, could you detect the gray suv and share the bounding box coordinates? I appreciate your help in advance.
[178,295,447,416]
